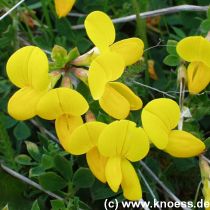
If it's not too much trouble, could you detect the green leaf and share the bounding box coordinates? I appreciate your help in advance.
[0,114,17,129]
[51,45,67,62]
[200,19,210,33]
[72,168,95,189]
[163,55,180,66]
[25,141,41,161]
[54,155,73,180]
[91,181,117,201]
[166,40,178,55]
[50,200,66,210]
[172,27,186,38]
[39,172,67,191]
[67,47,80,63]
[41,155,54,170]
[29,166,45,178]
[31,200,40,210]
[15,154,34,165]
[13,122,31,141]
[0,168,32,210]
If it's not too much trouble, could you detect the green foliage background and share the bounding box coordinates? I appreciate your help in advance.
[0,0,210,209]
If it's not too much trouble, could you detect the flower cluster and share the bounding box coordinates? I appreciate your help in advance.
[6,11,206,201]
[177,36,210,94]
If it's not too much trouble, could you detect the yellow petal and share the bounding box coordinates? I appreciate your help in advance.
[88,52,124,100]
[141,109,169,149]
[109,82,143,110]
[98,120,149,161]
[122,127,149,162]
[121,159,142,201]
[110,38,144,66]
[99,120,134,157]
[36,88,89,120]
[54,0,75,18]
[142,98,180,130]
[176,36,210,67]
[88,52,125,100]
[86,147,107,183]
[6,46,49,90]
[187,62,210,94]
[67,122,107,155]
[8,87,46,120]
[105,156,122,192]
[88,58,108,100]
[55,114,83,150]
[99,84,130,119]
[84,11,115,52]
[164,130,206,158]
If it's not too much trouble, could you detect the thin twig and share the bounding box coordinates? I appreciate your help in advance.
[140,161,192,210]
[138,169,162,210]
[69,12,86,17]
[71,5,209,29]
[30,119,60,144]
[0,163,64,200]
[133,80,176,99]
[0,0,26,21]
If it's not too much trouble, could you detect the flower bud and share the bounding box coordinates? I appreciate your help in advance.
[72,47,100,66]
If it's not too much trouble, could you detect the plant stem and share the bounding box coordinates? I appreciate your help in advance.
[0,163,63,200]
[131,0,149,84]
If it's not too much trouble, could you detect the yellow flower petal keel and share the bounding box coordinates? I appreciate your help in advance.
[105,156,122,192]
[54,0,75,18]
[164,130,206,158]
[86,147,107,183]
[121,159,142,201]
[67,122,107,155]
[55,114,83,150]
[99,84,130,119]
[8,87,46,120]
[109,82,143,110]
[85,11,115,52]
[187,62,210,94]
[110,38,144,66]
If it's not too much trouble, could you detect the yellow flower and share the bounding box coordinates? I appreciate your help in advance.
[6,46,50,120]
[141,98,205,157]
[36,87,89,150]
[85,11,144,66]
[88,52,143,119]
[84,11,144,119]
[65,120,149,200]
[65,121,108,183]
[98,120,149,200]
[54,0,76,18]
[176,36,210,94]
